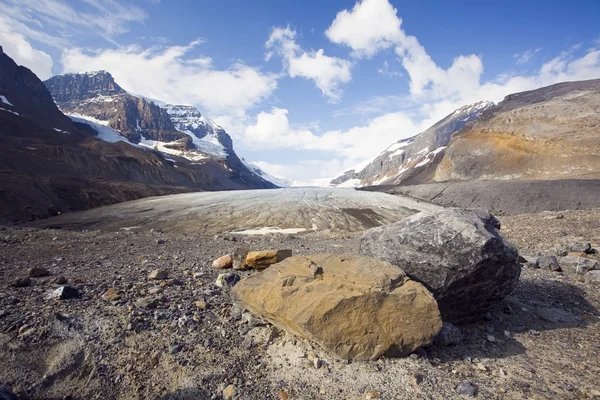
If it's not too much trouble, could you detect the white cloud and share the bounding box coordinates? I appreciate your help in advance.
[61,41,278,117]
[252,159,345,182]
[241,107,419,161]
[513,47,542,64]
[1,0,147,43]
[377,60,403,78]
[0,22,53,79]
[326,0,402,58]
[266,26,353,102]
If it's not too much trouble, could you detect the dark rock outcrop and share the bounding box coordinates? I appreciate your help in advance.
[360,208,521,323]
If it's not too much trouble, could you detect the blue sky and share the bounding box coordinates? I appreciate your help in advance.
[1,0,600,181]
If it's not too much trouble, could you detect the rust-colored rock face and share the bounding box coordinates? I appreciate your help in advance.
[232,254,442,361]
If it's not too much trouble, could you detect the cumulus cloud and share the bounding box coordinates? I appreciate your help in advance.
[0,21,53,79]
[513,47,542,64]
[61,41,278,117]
[240,107,419,161]
[326,0,402,58]
[266,26,353,102]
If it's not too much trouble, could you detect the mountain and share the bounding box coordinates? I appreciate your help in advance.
[0,47,273,224]
[433,79,600,181]
[331,101,494,187]
[44,71,275,190]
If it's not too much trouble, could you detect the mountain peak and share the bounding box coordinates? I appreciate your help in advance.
[44,71,126,104]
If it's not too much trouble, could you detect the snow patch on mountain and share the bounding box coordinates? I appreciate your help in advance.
[69,114,141,146]
[0,95,14,106]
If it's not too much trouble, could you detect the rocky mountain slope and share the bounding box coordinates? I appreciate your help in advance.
[433,79,600,181]
[44,71,275,189]
[0,47,273,224]
[331,101,494,187]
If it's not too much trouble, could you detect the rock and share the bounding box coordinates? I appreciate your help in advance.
[233,247,250,270]
[148,269,168,280]
[0,383,18,400]
[223,384,237,400]
[457,381,478,396]
[245,249,293,270]
[212,255,233,269]
[194,300,207,310]
[135,298,159,309]
[232,254,442,360]
[102,288,121,301]
[584,270,600,286]
[53,276,68,284]
[11,277,31,287]
[562,242,592,254]
[48,286,80,300]
[557,256,598,275]
[486,334,496,343]
[520,255,539,267]
[365,392,381,399]
[28,267,50,277]
[538,256,561,271]
[215,273,240,289]
[360,208,521,323]
[434,322,463,346]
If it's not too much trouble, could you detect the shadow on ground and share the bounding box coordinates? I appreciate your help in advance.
[427,277,598,362]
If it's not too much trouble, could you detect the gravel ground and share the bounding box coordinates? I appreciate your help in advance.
[0,210,599,399]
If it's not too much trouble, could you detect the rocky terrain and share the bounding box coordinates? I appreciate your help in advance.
[1,206,599,400]
[434,79,600,182]
[363,179,600,216]
[331,101,493,187]
[0,48,275,225]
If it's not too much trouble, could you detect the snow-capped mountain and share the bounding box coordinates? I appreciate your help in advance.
[44,71,275,189]
[331,101,494,187]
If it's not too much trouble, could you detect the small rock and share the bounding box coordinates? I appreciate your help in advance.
[148,287,164,295]
[11,277,31,288]
[486,335,496,343]
[215,273,240,289]
[53,276,68,284]
[556,213,564,219]
[157,239,166,245]
[48,286,80,300]
[434,322,463,346]
[457,381,478,396]
[194,300,207,310]
[28,267,50,277]
[538,256,561,272]
[212,255,233,269]
[135,298,159,309]
[277,390,289,400]
[102,288,121,301]
[148,269,168,280]
[223,384,237,400]
[584,270,600,286]
[232,247,250,270]
[365,392,381,399]
[562,242,592,254]
[170,344,182,354]
[411,374,424,386]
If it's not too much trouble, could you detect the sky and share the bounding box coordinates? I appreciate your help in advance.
[1,0,600,181]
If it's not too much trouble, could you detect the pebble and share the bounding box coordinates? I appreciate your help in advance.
[434,322,463,346]
[11,277,31,288]
[486,334,496,343]
[365,392,381,399]
[102,288,121,301]
[148,269,168,280]
[28,267,50,277]
[223,384,237,400]
[215,273,240,289]
[47,286,80,300]
[53,276,68,284]
[457,381,478,396]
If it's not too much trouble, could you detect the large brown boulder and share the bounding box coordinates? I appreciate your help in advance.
[360,208,521,323]
[232,254,442,361]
